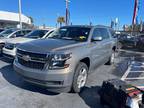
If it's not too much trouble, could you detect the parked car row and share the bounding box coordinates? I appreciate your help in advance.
[0,29,32,52]
[117,34,144,51]
[0,25,117,93]
[2,29,55,58]
[5,25,116,93]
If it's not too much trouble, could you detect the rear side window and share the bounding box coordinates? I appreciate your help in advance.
[92,28,110,40]
[25,30,48,38]
[100,28,110,40]
[109,29,115,38]
[23,30,31,35]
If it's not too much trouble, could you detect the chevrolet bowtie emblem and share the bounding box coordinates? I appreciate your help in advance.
[22,55,31,61]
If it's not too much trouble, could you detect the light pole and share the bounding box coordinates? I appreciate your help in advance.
[65,0,70,25]
[18,0,22,29]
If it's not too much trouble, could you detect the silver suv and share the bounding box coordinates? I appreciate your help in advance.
[14,25,116,93]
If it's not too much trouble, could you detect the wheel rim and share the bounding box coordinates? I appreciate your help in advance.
[77,67,87,89]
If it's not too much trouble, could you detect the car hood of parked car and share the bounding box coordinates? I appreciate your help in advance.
[0,36,13,43]
[18,38,85,53]
[5,37,36,44]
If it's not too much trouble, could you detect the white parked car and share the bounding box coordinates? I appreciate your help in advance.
[0,29,32,52]
[2,29,55,59]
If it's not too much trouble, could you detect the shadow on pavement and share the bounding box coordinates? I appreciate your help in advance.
[79,86,103,108]
[0,57,14,63]
[0,64,59,96]
[112,60,129,78]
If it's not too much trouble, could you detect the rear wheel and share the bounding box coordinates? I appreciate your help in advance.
[72,62,88,93]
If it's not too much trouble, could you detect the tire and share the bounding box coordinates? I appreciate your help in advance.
[71,62,88,93]
[100,97,105,106]
[105,51,115,65]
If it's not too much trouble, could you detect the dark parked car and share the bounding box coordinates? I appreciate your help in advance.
[136,35,144,51]
[118,35,138,49]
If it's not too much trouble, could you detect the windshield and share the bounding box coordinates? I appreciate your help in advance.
[49,27,91,41]
[0,29,16,37]
[25,30,48,39]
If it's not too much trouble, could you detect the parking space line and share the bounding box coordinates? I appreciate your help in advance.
[133,66,144,67]
[125,77,144,80]
[121,66,131,81]
[130,71,144,73]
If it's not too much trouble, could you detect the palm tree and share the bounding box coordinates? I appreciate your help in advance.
[28,16,34,24]
[57,16,65,27]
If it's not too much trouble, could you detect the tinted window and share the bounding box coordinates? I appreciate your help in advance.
[92,28,102,38]
[11,30,30,38]
[49,27,91,42]
[25,30,48,39]
[109,29,116,37]
[15,31,25,37]
[101,28,110,39]
[92,28,110,40]
[22,30,31,35]
[0,29,16,37]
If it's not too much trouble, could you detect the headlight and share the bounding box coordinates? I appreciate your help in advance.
[49,53,71,69]
[5,43,19,49]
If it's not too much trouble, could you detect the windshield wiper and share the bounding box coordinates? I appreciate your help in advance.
[61,37,74,40]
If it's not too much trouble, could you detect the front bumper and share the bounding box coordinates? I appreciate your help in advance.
[2,47,16,59]
[13,59,74,92]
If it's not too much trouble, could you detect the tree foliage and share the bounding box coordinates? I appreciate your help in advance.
[57,16,65,27]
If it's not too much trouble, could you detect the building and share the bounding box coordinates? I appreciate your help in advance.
[0,11,32,28]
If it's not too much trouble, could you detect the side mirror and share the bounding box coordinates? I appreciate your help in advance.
[92,36,103,41]
[11,34,16,38]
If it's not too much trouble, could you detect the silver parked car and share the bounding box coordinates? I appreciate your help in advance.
[2,29,55,59]
[14,25,117,93]
[0,29,32,52]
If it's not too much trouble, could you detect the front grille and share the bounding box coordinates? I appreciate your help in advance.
[17,49,47,58]
[17,49,48,70]
[18,57,45,70]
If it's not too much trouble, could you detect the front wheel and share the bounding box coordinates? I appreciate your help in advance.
[71,62,88,93]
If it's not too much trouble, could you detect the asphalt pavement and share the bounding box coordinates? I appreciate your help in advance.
[0,50,143,108]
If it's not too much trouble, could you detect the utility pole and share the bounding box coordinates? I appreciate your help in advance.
[65,0,70,25]
[18,0,22,29]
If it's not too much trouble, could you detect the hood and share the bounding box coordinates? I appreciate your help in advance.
[0,38,9,43]
[5,37,35,44]
[18,39,81,53]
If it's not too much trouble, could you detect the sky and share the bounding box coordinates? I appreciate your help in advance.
[0,0,143,28]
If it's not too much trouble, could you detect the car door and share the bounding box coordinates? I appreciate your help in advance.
[100,28,112,61]
[90,28,106,70]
